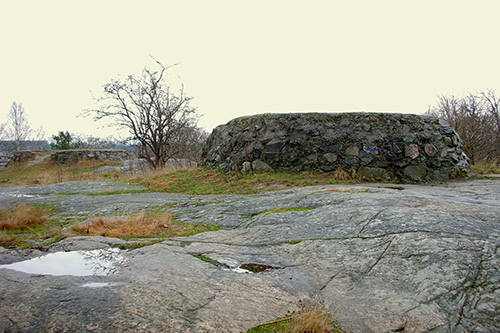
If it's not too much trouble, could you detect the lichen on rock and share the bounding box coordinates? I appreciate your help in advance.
[202,112,473,182]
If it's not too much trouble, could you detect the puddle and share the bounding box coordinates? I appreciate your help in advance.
[0,248,125,276]
[239,263,281,273]
[229,266,253,274]
[5,194,37,198]
[225,263,282,274]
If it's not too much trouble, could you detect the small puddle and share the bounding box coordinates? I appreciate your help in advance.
[228,266,253,274]
[0,248,125,276]
[5,194,37,198]
[239,263,281,273]
[225,263,282,274]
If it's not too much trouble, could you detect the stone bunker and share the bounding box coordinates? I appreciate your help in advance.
[202,112,472,182]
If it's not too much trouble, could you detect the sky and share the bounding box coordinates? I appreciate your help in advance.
[1,0,499,140]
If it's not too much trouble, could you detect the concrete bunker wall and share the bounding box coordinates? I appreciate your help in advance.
[202,113,472,182]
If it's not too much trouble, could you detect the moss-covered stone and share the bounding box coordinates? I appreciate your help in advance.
[202,112,473,183]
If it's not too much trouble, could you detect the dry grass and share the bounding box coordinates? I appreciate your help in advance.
[289,302,337,333]
[135,168,359,195]
[247,300,343,333]
[0,235,25,247]
[0,152,128,187]
[0,204,218,249]
[69,210,219,238]
[0,152,193,188]
[473,162,500,175]
[0,203,60,249]
[1,151,359,195]
[0,203,51,231]
[70,211,170,238]
[332,169,355,182]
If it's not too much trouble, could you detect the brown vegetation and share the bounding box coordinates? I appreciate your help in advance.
[289,302,338,333]
[0,152,126,187]
[136,168,360,195]
[69,210,219,239]
[247,300,343,333]
[472,162,500,175]
[70,211,171,238]
[0,203,60,248]
[0,203,50,231]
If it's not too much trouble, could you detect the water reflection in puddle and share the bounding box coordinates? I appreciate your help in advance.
[226,266,252,274]
[0,248,125,276]
[5,194,37,198]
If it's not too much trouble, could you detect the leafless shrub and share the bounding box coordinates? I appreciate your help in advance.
[426,89,500,164]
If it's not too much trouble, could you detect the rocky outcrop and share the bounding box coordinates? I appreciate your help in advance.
[9,151,35,163]
[51,149,131,165]
[0,179,499,332]
[202,113,472,182]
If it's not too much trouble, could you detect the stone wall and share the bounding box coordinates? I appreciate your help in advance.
[202,113,473,182]
[8,151,34,164]
[51,150,131,165]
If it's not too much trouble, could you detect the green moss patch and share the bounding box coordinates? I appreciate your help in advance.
[137,168,352,195]
[258,207,314,215]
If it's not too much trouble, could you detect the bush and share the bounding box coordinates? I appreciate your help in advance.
[50,131,82,150]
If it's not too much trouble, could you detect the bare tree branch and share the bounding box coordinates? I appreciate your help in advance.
[426,90,500,164]
[0,122,7,140]
[83,61,201,169]
[7,102,33,151]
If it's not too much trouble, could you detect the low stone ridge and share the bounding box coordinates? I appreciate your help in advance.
[202,112,472,182]
[0,179,499,332]
[51,149,131,165]
[6,151,34,164]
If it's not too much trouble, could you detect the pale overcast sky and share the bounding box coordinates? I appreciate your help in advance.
[1,0,499,139]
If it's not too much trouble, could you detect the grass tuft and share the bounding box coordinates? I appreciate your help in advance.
[0,203,52,231]
[0,203,61,249]
[289,301,337,333]
[247,300,343,333]
[69,209,219,239]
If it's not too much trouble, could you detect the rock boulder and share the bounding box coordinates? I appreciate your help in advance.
[202,113,472,182]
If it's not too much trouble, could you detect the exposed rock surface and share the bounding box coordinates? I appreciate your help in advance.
[51,149,131,165]
[0,179,499,332]
[202,113,473,182]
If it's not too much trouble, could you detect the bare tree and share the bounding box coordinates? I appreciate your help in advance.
[168,126,209,165]
[8,102,32,151]
[84,61,200,169]
[480,89,500,160]
[0,122,7,140]
[426,90,500,164]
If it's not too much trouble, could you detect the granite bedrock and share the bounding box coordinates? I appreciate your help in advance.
[202,113,473,182]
